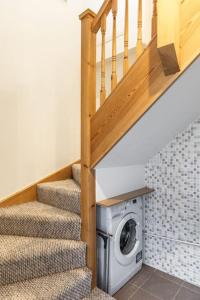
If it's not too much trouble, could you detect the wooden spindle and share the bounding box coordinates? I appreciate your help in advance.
[152,0,157,38]
[100,14,106,105]
[136,0,144,58]
[123,0,129,75]
[111,0,118,91]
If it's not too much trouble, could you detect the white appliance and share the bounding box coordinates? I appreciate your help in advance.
[97,198,143,295]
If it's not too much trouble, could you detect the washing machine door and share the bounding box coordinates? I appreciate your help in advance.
[114,212,141,265]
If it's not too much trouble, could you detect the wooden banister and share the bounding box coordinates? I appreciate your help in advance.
[111,0,118,91]
[136,0,144,58]
[123,0,129,75]
[92,0,112,33]
[100,14,107,105]
[152,0,157,38]
[79,9,97,287]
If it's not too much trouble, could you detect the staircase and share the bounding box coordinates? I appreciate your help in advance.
[0,164,114,299]
[0,0,199,298]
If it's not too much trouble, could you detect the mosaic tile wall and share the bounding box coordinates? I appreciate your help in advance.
[144,117,200,286]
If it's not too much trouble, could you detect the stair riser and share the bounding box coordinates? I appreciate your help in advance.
[37,187,80,214]
[72,164,81,185]
[0,217,81,240]
[0,245,86,286]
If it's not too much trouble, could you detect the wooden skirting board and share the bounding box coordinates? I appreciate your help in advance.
[97,187,154,207]
[0,160,80,208]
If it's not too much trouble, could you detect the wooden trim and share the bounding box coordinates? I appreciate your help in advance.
[157,0,180,75]
[92,0,112,33]
[97,187,154,207]
[90,36,200,167]
[80,11,97,287]
[0,160,80,208]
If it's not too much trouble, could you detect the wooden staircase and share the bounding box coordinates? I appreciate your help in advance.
[79,0,200,286]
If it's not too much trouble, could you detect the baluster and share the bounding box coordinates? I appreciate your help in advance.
[100,14,107,105]
[136,0,144,58]
[111,0,118,91]
[123,0,129,75]
[152,0,157,38]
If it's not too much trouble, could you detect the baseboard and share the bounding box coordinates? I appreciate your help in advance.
[0,159,80,208]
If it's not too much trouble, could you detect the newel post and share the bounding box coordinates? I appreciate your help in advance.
[79,9,97,287]
[157,0,180,75]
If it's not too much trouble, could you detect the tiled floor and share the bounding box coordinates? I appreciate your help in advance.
[114,265,200,300]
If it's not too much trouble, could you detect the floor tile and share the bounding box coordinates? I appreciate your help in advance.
[128,265,155,287]
[183,282,200,295]
[174,287,200,300]
[114,283,138,300]
[155,270,183,285]
[141,273,180,300]
[130,288,161,300]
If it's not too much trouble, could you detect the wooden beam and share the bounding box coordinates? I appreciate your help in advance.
[79,10,97,287]
[92,0,112,33]
[157,0,180,75]
[0,160,80,208]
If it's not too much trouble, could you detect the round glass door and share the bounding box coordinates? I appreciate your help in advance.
[120,219,137,255]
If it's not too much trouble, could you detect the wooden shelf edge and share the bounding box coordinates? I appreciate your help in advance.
[97,187,154,207]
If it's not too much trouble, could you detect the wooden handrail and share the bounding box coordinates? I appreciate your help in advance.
[92,0,112,33]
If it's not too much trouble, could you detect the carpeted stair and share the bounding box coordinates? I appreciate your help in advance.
[0,163,115,299]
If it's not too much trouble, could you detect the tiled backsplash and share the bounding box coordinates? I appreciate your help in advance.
[144,117,200,286]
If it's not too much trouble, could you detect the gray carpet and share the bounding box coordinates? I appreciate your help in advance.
[0,268,92,300]
[0,163,115,299]
[37,179,81,214]
[0,201,81,240]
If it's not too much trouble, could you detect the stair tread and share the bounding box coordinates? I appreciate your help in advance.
[37,179,81,214]
[0,235,86,286]
[84,288,116,299]
[0,267,92,300]
[0,201,81,240]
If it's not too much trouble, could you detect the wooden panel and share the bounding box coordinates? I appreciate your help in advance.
[97,187,154,207]
[91,36,199,167]
[92,0,112,33]
[0,160,80,208]
[180,0,200,68]
[157,0,180,75]
[79,10,97,287]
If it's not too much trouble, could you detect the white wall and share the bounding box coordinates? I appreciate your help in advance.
[0,0,84,200]
[96,165,145,201]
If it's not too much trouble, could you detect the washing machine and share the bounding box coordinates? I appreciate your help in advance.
[97,198,143,295]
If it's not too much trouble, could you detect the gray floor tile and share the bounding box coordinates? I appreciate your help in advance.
[128,265,155,287]
[183,282,200,295]
[155,270,183,285]
[141,273,180,300]
[114,283,138,300]
[174,287,200,300]
[130,288,161,300]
